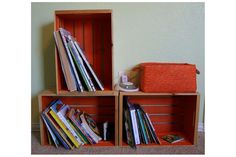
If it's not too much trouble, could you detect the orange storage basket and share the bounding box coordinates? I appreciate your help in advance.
[140,63,197,93]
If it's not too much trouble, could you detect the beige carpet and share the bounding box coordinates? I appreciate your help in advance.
[31,131,204,154]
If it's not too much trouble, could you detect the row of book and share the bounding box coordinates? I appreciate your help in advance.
[54,28,104,92]
[123,98,161,148]
[41,99,104,149]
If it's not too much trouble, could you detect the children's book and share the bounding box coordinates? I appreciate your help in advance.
[162,134,184,143]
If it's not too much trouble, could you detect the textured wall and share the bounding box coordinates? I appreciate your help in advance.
[31,2,204,125]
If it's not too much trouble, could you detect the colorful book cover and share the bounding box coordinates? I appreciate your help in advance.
[80,112,102,143]
[41,99,73,149]
[162,134,184,143]
[51,102,84,145]
[67,109,95,144]
[44,112,74,149]
[49,110,81,148]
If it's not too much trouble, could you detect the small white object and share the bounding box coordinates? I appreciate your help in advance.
[103,122,108,140]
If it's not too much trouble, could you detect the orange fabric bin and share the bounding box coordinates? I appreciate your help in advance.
[140,63,197,93]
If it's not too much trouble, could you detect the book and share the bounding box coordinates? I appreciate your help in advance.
[162,134,184,143]
[41,114,59,148]
[58,28,84,92]
[67,109,96,144]
[44,111,74,149]
[51,103,84,146]
[123,98,136,148]
[127,103,140,145]
[48,100,81,148]
[74,40,104,90]
[136,108,148,144]
[80,112,102,143]
[41,99,73,149]
[67,35,94,91]
[53,31,77,92]
[138,105,161,144]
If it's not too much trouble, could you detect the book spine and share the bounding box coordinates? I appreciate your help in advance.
[71,116,96,144]
[56,111,84,145]
[59,29,83,92]
[145,113,161,144]
[126,107,136,148]
[74,41,104,90]
[69,119,90,144]
[42,114,72,149]
[137,109,148,144]
[49,110,80,148]
[41,114,59,148]
[68,37,95,91]
[67,119,87,144]
[44,112,74,149]
[130,110,140,145]
[54,32,77,92]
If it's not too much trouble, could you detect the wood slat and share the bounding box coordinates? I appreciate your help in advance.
[129,96,182,105]
[83,19,93,65]
[142,105,183,114]
[74,19,84,49]
[153,123,181,133]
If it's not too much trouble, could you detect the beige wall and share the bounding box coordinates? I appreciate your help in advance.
[31,2,205,125]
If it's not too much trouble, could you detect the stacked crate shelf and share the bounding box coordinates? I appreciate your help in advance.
[38,10,118,147]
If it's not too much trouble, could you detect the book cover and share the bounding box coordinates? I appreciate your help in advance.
[162,134,184,143]
[41,99,73,149]
[51,103,84,145]
[68,109,96,144]
[44,111,74,149]
[58,28,84,92]
[49,110,81,148]
[54,31,77,92]
[74,40,104,90]
[80,112,102,143]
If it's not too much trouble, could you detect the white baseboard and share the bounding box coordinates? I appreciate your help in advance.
[198,122,205,132]
[31,122,205,132]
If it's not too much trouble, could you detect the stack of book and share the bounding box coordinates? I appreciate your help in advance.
[54,28,104,92]
[123,98,161,148]
[41,99,103,149]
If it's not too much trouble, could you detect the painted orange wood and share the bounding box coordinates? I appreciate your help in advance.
[54,10,113,93]
[118,92,200,146]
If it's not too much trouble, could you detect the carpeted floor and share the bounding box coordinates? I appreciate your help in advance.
[31,131,204,154]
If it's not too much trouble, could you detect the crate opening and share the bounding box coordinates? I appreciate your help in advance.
[55,11,112,92]
[41,96,116,146]
[122,95,197,146]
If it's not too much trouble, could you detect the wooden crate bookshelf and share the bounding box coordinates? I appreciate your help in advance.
[38,90,119,147]
[119,92,200,146]
[54,10,113,93]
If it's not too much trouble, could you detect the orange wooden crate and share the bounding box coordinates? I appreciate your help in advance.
[140,63,197,93]
[54,10,113,93]
[119,92,200,146]
[38,90,119,147]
